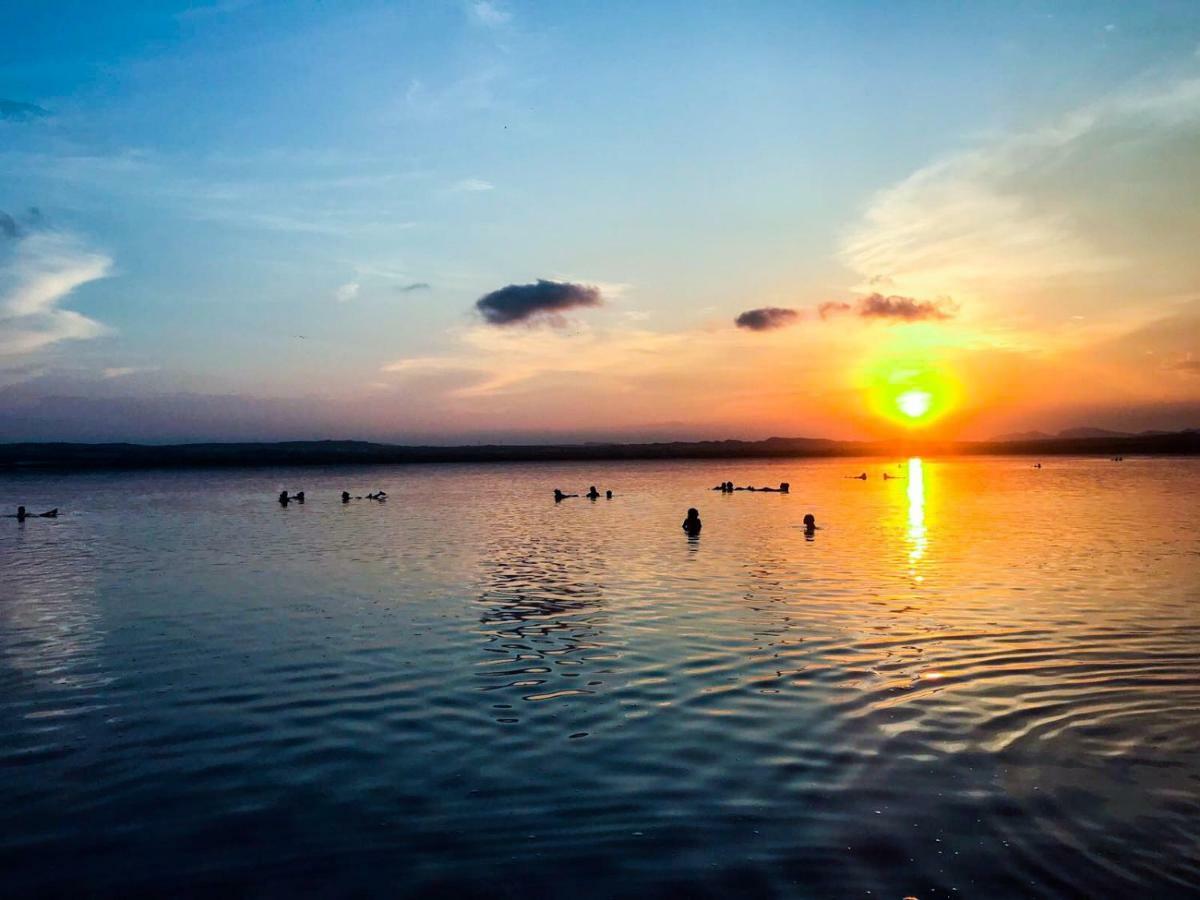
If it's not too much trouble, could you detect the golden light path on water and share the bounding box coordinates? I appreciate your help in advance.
[906,458,927,580]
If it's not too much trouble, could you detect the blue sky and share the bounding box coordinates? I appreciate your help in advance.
[2,1,1199,441]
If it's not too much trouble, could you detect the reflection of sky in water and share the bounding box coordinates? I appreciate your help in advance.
[0,459,1198,897]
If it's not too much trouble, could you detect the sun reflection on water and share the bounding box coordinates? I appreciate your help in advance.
[906,457,927,578]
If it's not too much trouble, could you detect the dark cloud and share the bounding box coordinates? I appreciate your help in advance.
[818,301,851,320]
[734,307,800,331]
[816,294,956,322]
[0,99,50,121]
[857,293,955,320]
[475,279,602,326]
[396,281,431,293]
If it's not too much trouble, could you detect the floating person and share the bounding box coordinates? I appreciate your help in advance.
[279,490,289,506]
[846,472,867,480]
[365,491,388,501]
[682,507,702,535]
[554,489,578,502]
[1033,463,1042,469]
[606,490,613,499]
[7,506,58,520]
[295,491,305,503]
[803,513,817,531]
[342,491,351,503]
[779,482,789,493]
[587,486,600,500]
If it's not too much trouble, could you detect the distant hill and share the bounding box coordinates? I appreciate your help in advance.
[993,426,1199,442]
[1,429,1198,471]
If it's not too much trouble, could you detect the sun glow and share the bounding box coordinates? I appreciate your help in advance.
[862,358,959,430]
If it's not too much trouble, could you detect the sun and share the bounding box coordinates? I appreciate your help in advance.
[896,389,933,420]
[861,359,958,430]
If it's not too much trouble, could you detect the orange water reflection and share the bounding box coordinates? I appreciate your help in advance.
[906,457,927,581]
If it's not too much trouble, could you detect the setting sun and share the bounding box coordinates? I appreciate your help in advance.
[897,390,933,420]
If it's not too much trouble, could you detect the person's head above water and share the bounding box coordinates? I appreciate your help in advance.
[803,513,815,529]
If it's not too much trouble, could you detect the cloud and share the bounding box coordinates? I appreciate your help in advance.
[1170,359,1200,375]
[475,279,603,326]
[0,99,49,122]
[734,307,800,331]
[396,281,431,293]
[818,301,852,320]
[451,177,494,192]
[0,231,112,356]
[857,293,955,321]
[102,366,158,379]
[840,74,1200,329]
[469,0,510,26]
[334,281,360,303]
[0,212,16,240]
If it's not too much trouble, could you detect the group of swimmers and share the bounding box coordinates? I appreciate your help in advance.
[4,506,58,521]
[711,481,790,493]
[342,491,387,502]
[682,507,817,536]
[554,486,613,501]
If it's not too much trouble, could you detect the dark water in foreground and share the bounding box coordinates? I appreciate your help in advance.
[1,457,1198,898]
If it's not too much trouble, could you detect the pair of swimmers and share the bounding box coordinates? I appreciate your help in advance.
[5,506,58,521]
[555,487,613,502]
[682,507,817,536]
[278,491,305,505]
[712,482,789,493]
[342,491,387,502]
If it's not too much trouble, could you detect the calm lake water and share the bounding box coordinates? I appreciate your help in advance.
[1,456,1198,897]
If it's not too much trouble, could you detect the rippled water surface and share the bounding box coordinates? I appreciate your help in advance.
[2,457,1198,897]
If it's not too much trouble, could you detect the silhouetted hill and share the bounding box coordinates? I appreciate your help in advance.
[0,430,1197,471]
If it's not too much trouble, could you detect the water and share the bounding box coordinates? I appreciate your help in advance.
[1,457,1197,897]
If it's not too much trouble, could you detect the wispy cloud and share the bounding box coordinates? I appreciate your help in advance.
[334,281,360,303]
[396,281,431,293]
[734,307,800,331]
[0,99,49,122]
[103,366,158,379]
[451,177,494,192]
[0,231,112,356]
[841,74,1200,328]
[468,0,510,27]
[475,279,603,326]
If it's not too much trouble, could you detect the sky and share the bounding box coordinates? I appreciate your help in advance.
[1,0,1199,444]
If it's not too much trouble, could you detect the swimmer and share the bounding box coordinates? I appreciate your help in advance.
[279,490,289,506]
[586,486,600,500]
[682,507,702,535]
[803,513,817,532]
[342,491,351,503]
[606,490,613,499]
[553,489,578,502]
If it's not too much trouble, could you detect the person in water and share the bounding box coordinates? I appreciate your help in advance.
[554,489,578,502]
[682,507,702,535]
[295,491,305,503]
[342,491,351,503]
[279,490,289,506]
[586,486,600,499]
[606,490,613,499]
[8,506,58,520]
[803,513,816,532]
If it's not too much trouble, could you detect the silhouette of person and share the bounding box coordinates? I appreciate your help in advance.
[554,489,578,502]
[279,491,289,506]
[342,491,351,503]
[803,513,816,533]
[606,490,613,499]
[15,505,27,521]
[587,486,600,499]
[779,482,790,493]
[295,491,305,503]
[682,507,702,535]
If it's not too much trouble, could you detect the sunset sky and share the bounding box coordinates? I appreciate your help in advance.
[2,0,1198,443]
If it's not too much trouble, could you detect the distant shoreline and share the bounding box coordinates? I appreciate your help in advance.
[1,431,1197,471]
